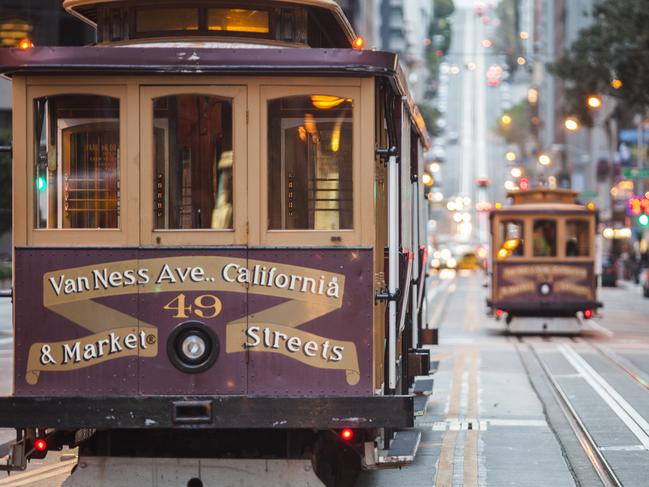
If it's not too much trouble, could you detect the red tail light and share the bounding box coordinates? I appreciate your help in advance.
[34,438,47,452]
[495,309,504,317]
[341,428,354,441]
[583,309,593,319]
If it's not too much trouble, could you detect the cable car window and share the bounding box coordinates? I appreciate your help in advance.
[152,95,233,230]
[499,220,524,258]
[532,219,557,257]
[566,219,590,256]
[267,95,353,230]
[136,8,199,33]
[207,9,270,33]
[34,95,120,229]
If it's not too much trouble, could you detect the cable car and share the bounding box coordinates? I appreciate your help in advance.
[0,1,431,484]
[488,188,602,333]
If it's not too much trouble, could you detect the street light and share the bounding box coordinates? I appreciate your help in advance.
[510,167,523,178]
[587,95,602,109]
[564,117,579,131]
[538,154,552,166]
[501,114,512,126]
[505,151,517,161]
[611,79,623,90]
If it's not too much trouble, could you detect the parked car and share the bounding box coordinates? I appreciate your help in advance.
[641,267,649,298]
[601,255,618,287]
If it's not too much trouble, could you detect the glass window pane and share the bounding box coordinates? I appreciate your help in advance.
[498,220,524,258]
[208,9,270,33]
[34,95,120,229]
[268,95,353,230]
[136,8,198,33]
[153,95,233,230]
[566,220,590,256]
[533,219,557,257]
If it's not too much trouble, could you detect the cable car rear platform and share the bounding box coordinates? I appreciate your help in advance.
[0,395,414,430]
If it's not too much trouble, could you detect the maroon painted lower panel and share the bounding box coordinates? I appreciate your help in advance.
[492,261,596,311]
[14,248,374,397]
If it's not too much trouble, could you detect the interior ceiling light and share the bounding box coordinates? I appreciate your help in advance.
[311,95,346,110]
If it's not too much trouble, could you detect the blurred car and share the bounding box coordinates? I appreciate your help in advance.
[601,255,618,287]
[641,267,649,298]
[457,252,480,270]
[430,248,457,270]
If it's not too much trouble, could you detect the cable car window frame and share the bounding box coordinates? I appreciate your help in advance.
[139,84,248,247]
[259,84,362,246]
[562,216,593,259]
[25,84,131,246]
[98,4,304,44]
[497,218,526,259]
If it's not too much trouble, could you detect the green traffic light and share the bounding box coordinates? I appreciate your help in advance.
[639,214,649,227]
[36,176,46,192]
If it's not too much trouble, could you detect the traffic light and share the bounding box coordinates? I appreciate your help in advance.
[639,214,649,227]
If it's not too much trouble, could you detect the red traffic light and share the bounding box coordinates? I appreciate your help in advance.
[519,177,529,191]
[583,309,593,319]
[477,178,490,188]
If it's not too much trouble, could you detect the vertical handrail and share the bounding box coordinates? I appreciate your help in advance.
[411,179,419,348]
[388,154,399,391]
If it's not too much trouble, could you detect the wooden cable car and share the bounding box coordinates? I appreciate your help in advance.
[488,188,602,333]
[0,1,431,484]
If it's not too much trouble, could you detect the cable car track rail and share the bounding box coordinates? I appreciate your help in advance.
[528,342,622,487]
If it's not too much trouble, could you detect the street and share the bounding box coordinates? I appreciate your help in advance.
[358,270,649,486]
[1,274,648,486]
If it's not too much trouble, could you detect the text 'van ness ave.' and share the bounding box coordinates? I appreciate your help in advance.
[47,262,341,299]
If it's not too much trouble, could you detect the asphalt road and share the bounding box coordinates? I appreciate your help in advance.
[358,270,649,486]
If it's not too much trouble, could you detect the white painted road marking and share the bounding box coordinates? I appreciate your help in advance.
[558,344,649,450]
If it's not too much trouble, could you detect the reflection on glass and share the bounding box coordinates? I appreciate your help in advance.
[34,95,120,229]
[208,9,269,33]
[566,220,590,256]
[499,220,524,258]
[136,8,199,32]
[533,220,557,257]
[268,95,353,230]
[153,95,233,230]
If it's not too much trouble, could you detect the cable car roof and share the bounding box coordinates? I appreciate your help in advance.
[492,203,593,214]
[62,0,356,48]
[507,188,579,205]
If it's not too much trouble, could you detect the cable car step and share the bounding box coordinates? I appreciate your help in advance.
[413,377,434,396]
[429,360,440,374]
[413,395,430,416]
[377,430,421,465]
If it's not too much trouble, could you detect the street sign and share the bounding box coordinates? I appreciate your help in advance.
[622,167,649,179]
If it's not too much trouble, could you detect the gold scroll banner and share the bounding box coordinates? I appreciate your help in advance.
[498,264,592,300]
[226,323,361,385]
[25,326,158,385]
[30,256,350,384]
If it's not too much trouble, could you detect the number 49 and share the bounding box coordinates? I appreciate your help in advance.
[163,293,222,319]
